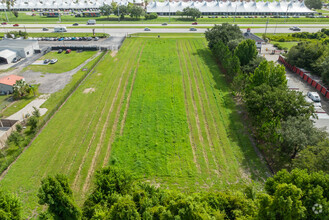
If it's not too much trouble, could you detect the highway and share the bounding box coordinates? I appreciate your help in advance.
[0,26,325,35]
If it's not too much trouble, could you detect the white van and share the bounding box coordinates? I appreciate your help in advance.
[87,19,96,25]
[54,27,67,32]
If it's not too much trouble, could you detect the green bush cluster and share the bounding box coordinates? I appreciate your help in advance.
[144,13,158,20]
[32,167,329,220]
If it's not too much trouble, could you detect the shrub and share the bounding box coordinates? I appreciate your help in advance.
[145,13,158,20]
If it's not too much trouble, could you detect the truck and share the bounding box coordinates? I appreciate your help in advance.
[54,27,67,32]
[87,19,96,25]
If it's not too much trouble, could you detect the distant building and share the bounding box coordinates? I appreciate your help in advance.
[243,28,265,49]
[0,39,40,64]
[0,75,24,94]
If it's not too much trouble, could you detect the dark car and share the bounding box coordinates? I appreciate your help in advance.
[58,49,63,53]
[42,27,49,31]
[44,59,50,64]
[12,56,21,63]
[73,23,79,26]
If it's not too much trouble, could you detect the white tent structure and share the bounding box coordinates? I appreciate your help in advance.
[0,0,144,11]
[147,1,314,16]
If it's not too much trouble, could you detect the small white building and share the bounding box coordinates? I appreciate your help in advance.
[0,39,39,64]
[243,28,265,49]
[0,49,17,64]
[0,74,24,94]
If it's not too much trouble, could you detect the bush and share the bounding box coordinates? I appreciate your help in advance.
[15,124,22,133]
[145,13,158,20]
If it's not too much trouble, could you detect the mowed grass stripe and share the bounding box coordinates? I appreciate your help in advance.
[194,40,268,183]
[111,38,195,178]
[187,40,229,173]
[178,40,210,175]
[63,40,135,180]
[82,42,146,194]
[175,40,200,173]
[183,40,221,176]
[72,40,142,194]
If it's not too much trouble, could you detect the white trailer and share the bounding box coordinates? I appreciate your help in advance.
[87,19,96,25]
[54,27,67,32]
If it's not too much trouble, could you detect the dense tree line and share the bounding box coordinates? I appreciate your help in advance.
[205,23,328,171]
[176,7,202,20]
[4,167,329,219]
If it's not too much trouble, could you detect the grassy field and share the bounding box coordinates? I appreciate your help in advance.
[272,41,298,50]
[2,12,329,24]
[0,35,268,218]
[25,51,97,73]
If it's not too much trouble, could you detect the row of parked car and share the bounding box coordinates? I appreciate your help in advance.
[34,37,99,41]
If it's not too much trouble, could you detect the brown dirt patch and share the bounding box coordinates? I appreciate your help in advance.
[111,51,118,57]
[83,88,95,94]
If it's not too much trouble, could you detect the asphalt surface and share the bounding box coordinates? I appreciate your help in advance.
[0,25,325,35]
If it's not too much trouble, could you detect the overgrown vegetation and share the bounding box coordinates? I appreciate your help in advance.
[206,23,328,171]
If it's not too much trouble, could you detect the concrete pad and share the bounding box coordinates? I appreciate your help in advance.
[7,95,49,121]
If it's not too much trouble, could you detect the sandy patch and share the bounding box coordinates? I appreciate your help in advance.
[111,51,118,57]
[97,73,102,76]
[83,88,95,94]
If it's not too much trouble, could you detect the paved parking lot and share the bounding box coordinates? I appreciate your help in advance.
[261,44,329,133]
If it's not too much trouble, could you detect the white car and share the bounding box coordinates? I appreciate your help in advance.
[307,91,321,102]
[305,96,322,108]
[50,59,58,64]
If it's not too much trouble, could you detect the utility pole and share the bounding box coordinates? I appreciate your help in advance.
[284,4,290,23]
[118,6,120,22]
[233,4,237,23]
[264,17,269,37]
[274,23,277,35]
[169,1,170,23]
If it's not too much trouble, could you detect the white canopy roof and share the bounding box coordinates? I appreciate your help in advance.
[0,0,144,9]
[147,1,313,14]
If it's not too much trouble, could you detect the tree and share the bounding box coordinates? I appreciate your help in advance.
[109,195,141,220]
[265,169,329,219]
[27,116,38,131]
[293,140,329,173]
[182,7,201,20]
[113,5,129,19]
[13,79,31,100]
[234,39,258,66]
[305,0,322,9]
[130,5,144,18]
[83,167,134,218]
[278,116,327,159]
[38,174,81,220]
[227,38,243,52]
[99,3,112,19]
[205,23,243,49]
[258,183,306,220]
[0,190,21,220]
[286,42,327,76]
[244,84,314,142]
[320,56,329,85]
[240,56,266,74]
[12,11,18,18]
[247,60,287,90]
[32,106,40,118]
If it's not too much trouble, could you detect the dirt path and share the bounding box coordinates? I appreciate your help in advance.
[176,41,201,173]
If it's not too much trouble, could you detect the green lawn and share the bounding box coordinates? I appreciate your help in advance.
[0,95,13,113]
[1,96,37,117]
[272,41,299,50]
[2,12,329,24]
[26,51,97,73]
[0,36,269,218]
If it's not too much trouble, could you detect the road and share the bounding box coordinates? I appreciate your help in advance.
[0,27,324,35]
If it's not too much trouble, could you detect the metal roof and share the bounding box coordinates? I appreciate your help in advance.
[147,1,313,14]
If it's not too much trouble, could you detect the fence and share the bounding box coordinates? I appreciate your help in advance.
[278,55,329,100]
